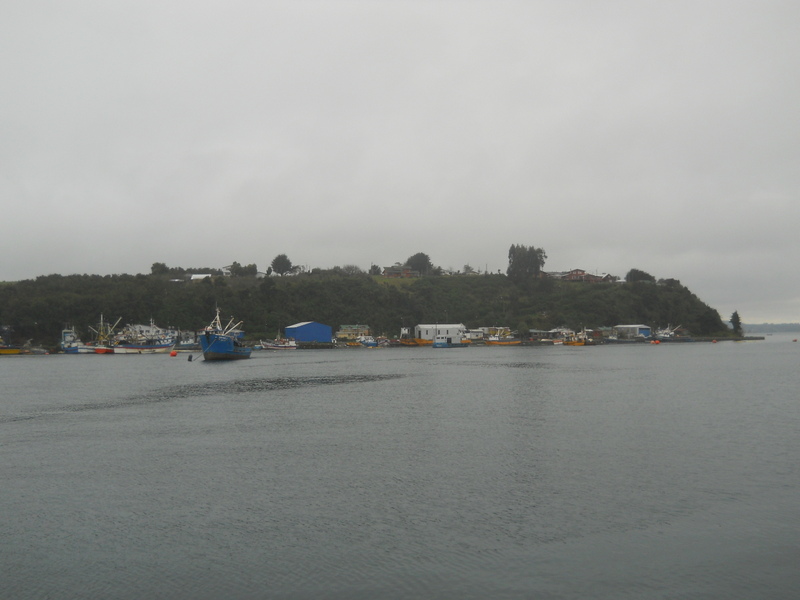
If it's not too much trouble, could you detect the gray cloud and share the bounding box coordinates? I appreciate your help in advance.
[2,0,799,322]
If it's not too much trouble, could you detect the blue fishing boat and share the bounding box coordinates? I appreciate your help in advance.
[199,309,252,361]
[357,335,378,347]
[60,325,92,354]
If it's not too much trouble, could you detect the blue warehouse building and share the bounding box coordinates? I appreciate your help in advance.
[285,321,333,343]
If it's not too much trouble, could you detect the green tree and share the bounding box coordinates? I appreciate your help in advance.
[340,264,364,275]
[150,262,170,276]
[730,310,743,336]
[625,268,656,283]
[271,254,293,276]
[406,252,434,275]
[228,262,258,277]
[506,244,546,283]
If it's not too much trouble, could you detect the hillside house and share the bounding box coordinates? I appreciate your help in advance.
[383,263,420,278]
[336,324,371,340]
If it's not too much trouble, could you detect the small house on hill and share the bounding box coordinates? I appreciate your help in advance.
[383,263,420,278]
[336,325,370,340]
[285,321,333,343]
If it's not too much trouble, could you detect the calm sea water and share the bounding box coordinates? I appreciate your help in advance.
[2,337,798,599]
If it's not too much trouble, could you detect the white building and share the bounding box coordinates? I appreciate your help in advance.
[414,323,467,342]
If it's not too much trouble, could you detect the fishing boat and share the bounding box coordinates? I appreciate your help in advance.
[562,329,594,346]
[171,330,201,352]
[357,335,379,347]
[260,338,297,350]
[113,319,177,354]
[60,325,94,354]
[199,309,252,361]
[0,326,21,355]
[259,324,298,350]
[85,315,122,354]
[0,339,21,355]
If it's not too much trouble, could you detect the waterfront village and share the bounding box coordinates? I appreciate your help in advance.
[0,261,746,356]
[1,320,686,356]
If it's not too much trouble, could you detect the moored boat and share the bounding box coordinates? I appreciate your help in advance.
[357,335,378,347]
[1,326,22,355]
[112,342,175,354]
[60,326,94,353]
[485,335,521,346]
[260,338,297,350]
[84,315,122,354]
[199,309,252,361]
[113,319,177,354]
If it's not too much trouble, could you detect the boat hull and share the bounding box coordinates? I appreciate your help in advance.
[399,338,433,346]
[199,332,251,361]
[63,346,95,354]
[113,343,174,354]
[432,337,470,348]
[202,349,252,360]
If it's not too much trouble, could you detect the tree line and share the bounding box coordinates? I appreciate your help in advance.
[0,243,731,348]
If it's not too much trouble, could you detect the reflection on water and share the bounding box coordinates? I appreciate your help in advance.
[1,343,799,599]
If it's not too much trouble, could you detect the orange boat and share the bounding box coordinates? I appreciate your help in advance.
[398,337,433,346]
[485,336,521,346]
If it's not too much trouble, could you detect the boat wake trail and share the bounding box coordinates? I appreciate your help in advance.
[0,374,405,424]
[157,374,405,399]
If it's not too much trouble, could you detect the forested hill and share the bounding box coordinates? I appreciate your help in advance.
[1,271,729,347]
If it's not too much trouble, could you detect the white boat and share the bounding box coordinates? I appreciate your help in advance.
[485,335,521,346]
[655,324,681,340]
[260,338,297,350]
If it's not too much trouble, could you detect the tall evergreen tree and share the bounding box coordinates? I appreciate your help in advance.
[730,310,743,336]
[506,244,546,282]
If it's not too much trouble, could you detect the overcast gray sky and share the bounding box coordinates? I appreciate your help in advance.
[2,1,798,323]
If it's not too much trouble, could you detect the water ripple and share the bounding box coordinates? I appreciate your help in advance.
[0,374,405,424]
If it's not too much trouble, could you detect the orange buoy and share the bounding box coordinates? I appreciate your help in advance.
[170,350,178,357]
